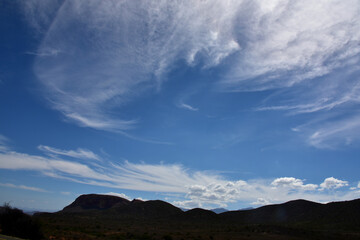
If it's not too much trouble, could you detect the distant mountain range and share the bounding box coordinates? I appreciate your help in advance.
[181,207,229,213]
[33,194,360,240]
[210,208,228,214]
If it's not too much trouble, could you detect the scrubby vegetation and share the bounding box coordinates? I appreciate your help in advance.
[0,203,43,240]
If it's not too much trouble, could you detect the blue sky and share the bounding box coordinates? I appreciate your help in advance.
[1,0,360,211]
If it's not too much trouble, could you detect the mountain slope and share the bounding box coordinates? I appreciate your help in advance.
[59,194,182,218]
[220,198,360,228]
[62,194,131,212]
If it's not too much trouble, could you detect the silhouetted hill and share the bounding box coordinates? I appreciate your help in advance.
[62,194,130,212]
[183,208,217,220]
[59,194,182,219]
[220,198,360,229]
[220,199,321,223]
[110,199,183,218]
[312,198,360,226]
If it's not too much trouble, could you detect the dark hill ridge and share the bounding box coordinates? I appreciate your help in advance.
[110,199,183,218]
[61,194,182,218]
[219,198,360,227]
[62,194,131,212]
[220,199,322,223]
[183,208,217,221]
[59,194,360,227]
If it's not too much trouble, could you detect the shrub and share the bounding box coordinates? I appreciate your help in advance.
[0,203,43,239]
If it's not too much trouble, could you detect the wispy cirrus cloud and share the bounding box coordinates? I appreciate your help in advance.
[20,0,360,149]
[291,114,360,149]
[224,1,360,149]
[177,102,198,112]
[0,144,358,209]
[221,0,360,91]
[38,145,101,161]
[0,147,219,193]
[22,0,241,132]
[20,0,64,34]
[25,47,61,57]
[308,116,360,149]
[0,182,48,192]
[0,134,10,152]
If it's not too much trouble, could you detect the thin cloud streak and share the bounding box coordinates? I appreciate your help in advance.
[305,114,360,149]
[38,145,101,161]
[0,134,10,152]
[0,182,48,192]
[178,102,199,112]
[25,48,61,57]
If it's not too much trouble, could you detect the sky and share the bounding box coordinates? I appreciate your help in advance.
[1,0,360,211]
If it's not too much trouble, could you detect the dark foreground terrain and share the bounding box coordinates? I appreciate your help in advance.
[3,194,360,240]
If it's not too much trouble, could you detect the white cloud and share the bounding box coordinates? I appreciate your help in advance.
[271,177,318,191]
[251,198,270,206]
[0,182,48,192]
[320,177,349,190]
[178,176,358,208]
[38,145,101,161]
[358,182,360,188]
[173,199,203,209]
[183,181,248,208]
